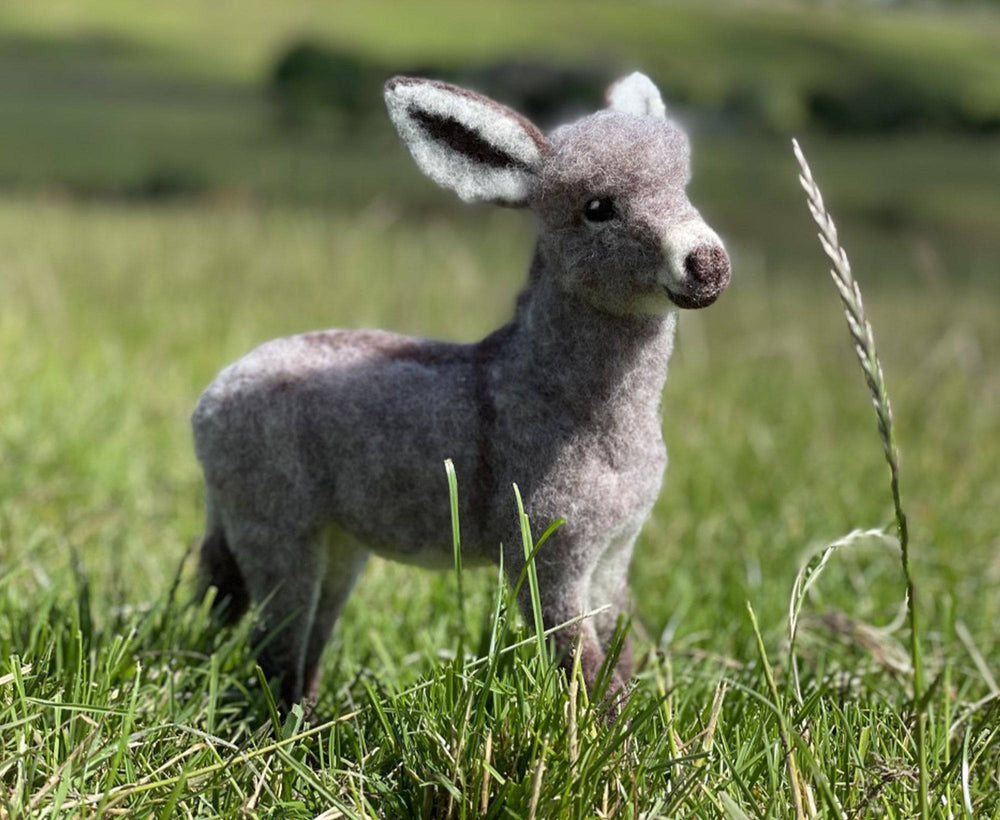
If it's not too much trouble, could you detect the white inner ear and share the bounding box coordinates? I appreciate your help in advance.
[386,80,543,204]
[606,72,667,120]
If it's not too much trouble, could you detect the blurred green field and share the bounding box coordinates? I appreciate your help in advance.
[1,0,999,285]
[1,1,999,816]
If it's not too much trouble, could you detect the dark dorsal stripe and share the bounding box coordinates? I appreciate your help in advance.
[409,107,527,170]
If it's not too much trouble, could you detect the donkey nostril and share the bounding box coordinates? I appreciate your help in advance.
[684,245,731,285]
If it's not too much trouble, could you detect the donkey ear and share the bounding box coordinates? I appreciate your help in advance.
[606,72,667,120]
[384,77,547,206]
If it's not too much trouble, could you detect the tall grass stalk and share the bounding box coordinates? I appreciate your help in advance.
[444,459,465,654]
[513,483,547,659]
[787,527,903,702]
[792,138,928,818]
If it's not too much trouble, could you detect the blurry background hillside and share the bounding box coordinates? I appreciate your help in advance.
[1,0,999,283]
[4,6,1000,812]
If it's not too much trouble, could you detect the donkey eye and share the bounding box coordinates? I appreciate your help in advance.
[583,197,616,223]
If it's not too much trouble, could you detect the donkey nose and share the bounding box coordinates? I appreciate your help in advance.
[684,245,731,288]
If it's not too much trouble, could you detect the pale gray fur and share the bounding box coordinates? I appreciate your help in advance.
[192,72,731,707]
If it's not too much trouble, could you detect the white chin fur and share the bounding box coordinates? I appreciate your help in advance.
[631,288,678,316]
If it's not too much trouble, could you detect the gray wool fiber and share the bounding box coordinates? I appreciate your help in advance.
[192,72,731,706]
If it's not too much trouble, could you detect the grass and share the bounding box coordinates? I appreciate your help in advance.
[1,187,998,815]
[794,138,927,815]
[0,0,998,313]
[1,0,999,815]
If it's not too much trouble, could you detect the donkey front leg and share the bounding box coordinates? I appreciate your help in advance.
[586,530,641,684]
[506,539,625,701]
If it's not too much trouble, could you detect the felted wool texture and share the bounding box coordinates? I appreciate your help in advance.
[605,71,667,120]
[384,77,546,205]
[193,72,731,703]
[537,109,729,312]
[536,110,691,315]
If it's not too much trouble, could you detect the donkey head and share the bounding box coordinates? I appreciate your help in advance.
[385,72,730,315]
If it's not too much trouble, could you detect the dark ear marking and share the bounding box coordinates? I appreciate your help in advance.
[409,107,531,171]
[384,75,547,204]
[395,77,548,152]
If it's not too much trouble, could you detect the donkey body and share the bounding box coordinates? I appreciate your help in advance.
[193,73,730,705]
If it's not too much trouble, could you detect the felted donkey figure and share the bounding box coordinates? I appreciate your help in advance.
[193,72,730,707]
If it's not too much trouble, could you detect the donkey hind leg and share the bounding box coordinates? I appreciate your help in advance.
[300,528,369,703]
[228,521,333,708]
[196,502,250,625]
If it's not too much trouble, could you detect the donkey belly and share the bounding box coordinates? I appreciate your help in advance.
[328,436,487,567]
[317,367,488,562]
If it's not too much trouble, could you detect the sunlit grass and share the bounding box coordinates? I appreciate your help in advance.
[1,1,999,813]
[1,193,998,815]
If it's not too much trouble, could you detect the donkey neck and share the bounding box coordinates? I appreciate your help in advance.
[500,245,677,418]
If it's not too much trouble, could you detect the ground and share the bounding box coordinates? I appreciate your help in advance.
[1,2,999,817]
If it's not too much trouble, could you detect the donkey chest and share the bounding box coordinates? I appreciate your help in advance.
[517,424,666,528]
